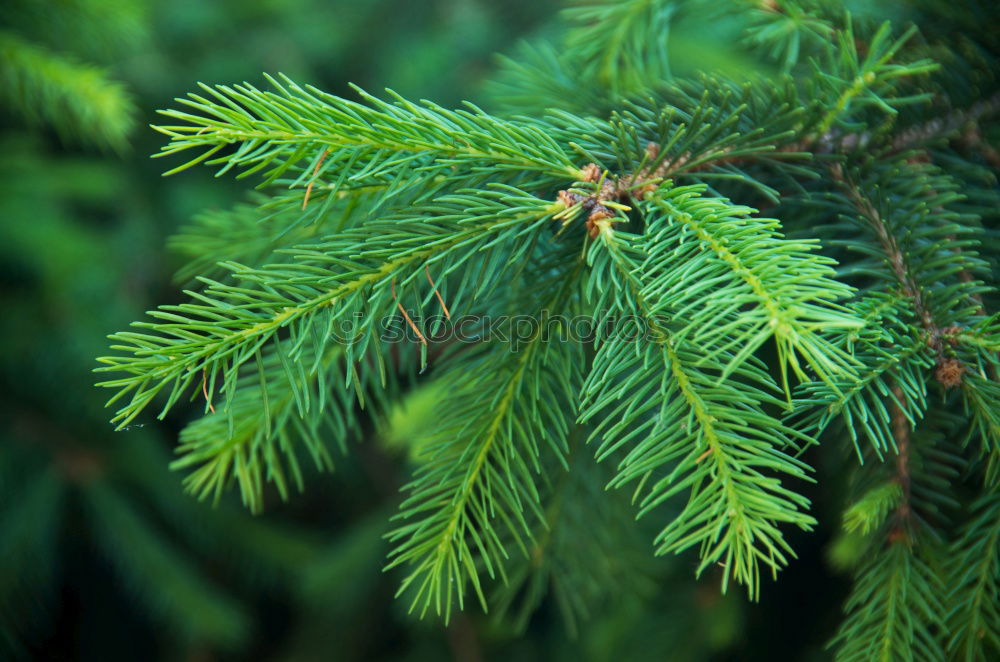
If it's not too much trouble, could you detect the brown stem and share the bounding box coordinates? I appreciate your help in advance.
[888,387,912,544]
[827,163,971,388]
[892,91,1000,154]
[794,91,1000,156]
[557,94,1000,231]
[826,163,936,334]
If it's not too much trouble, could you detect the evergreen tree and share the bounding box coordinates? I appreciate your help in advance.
[97,0,998,658]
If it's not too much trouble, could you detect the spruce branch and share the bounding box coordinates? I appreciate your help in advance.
[385,259,586,619]
[842,482,903,536]
[830,541,947,662]
[888,387,914,542]
[90,0,1000,640]
[581,214,819,599]
[641,189,859,390]
[152,74,579,190]
[97,188,561,429]
[809,21,937,136]
[569,180,861,389]
[829,409,961,661]
[171,341,383,513]
[794,344,931,460]
[824,160,990,389]
[168,197,326,285]
[893,90,1000,154]
[962,375,1000,460]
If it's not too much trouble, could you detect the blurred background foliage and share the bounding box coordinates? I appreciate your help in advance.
[0,0,943,660]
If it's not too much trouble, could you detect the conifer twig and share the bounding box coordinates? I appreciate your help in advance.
[888,387,912,543]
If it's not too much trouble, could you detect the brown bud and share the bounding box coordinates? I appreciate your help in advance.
[580,163,602,183]
[635,182,659,197]
[557,190,581,208]
[585,207,615,238]
[934,357,964,389]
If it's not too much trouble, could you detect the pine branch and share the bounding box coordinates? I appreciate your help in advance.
[842,482,903,536]
[486,42,609,117]
[962,375,1000,461]
[551,77,813,203]
[830,541,947,662]
[888,387,914,541]
[808,22,937,137]
[385,259,586,619]
[581,215,818,598]
[639,187,859,390]
[97,187,560,429]
[570,181,860,389]
[892,91,1000,154]
[152,75,578,193]
[89,0,1000,637]
[827,162,938,335]
[822,158,993,391]
[171,341,389,512]
[168,197,324,285]
[830,413,961,661]
[739,0,834,73]
[793,295,933,459]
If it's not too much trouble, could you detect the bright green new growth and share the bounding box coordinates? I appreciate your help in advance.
[97,0,1000,654]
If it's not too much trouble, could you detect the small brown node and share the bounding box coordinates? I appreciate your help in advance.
[557,189,583,208]
[580,163,602,183]
[586,207,614,238]
[934,356,964,388]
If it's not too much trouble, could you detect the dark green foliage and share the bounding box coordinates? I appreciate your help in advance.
[94,5,1000,657]
[3,0,998,658]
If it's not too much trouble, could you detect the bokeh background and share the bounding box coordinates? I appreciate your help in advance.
[0,1,902,660]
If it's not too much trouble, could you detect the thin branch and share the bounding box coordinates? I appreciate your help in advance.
[888,386,912,544]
